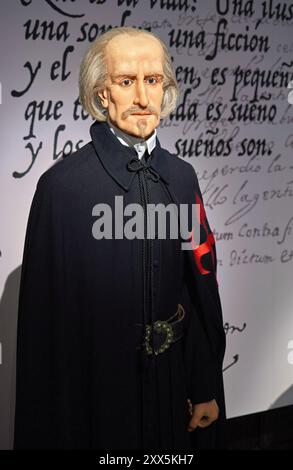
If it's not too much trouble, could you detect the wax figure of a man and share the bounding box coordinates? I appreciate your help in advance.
[14,27,226,450]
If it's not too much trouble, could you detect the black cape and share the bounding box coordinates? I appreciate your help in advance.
[14,120,226,450]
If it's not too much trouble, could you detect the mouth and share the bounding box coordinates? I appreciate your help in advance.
[131,113,152,116]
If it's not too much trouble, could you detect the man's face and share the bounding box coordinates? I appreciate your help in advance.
[98,34,165,139]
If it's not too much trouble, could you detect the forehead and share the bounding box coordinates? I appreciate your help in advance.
[105,34,164,72]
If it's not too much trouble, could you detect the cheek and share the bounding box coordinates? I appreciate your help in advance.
[150,87,164,104]
[108,88,132,108]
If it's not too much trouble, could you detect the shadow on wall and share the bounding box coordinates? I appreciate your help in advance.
[0,266,21,450]
[270,385,293,410]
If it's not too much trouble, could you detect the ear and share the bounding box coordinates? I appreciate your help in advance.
[97,88,109,109]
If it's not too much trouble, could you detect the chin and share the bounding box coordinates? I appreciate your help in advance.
[126,124,153,138]
[137,119,156,133]
[118,116,157,139]
[137,126,154,138]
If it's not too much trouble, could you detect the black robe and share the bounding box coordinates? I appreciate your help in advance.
[14,120,226,450]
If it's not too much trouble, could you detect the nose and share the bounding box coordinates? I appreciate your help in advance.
[133,80,149,108]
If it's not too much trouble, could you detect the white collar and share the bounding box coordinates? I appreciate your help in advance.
[107,118,157,160]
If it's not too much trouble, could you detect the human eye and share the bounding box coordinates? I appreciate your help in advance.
[146,76,159,85]
[120,78,133,87]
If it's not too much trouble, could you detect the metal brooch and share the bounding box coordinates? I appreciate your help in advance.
[144,320,174,356]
